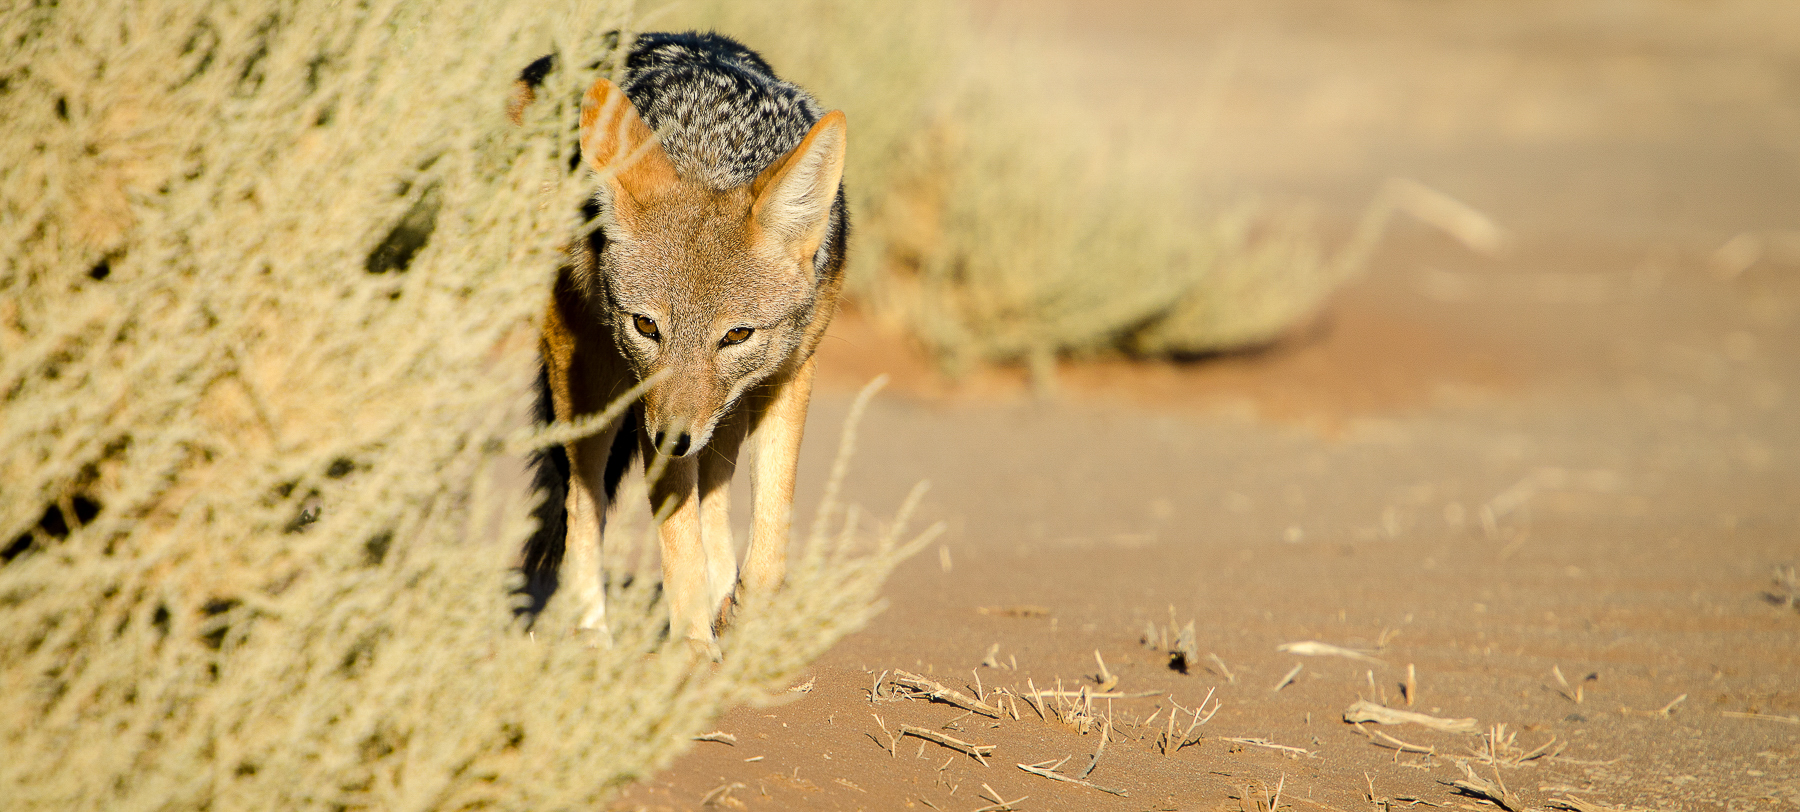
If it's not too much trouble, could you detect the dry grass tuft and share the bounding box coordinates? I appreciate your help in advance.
[2,1,929,808]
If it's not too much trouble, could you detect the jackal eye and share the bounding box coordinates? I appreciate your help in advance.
[633,315,660,340]
[720,327,753,346]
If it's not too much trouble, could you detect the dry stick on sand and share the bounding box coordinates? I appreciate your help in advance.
[1617,693,1687,718]
[1207,652,1237,684]
[1028,690,1160,699]
[1159,689,1220,755]
[971,783,1027,812]
[1469,722,1562,766]
[1722,710,1800,726]
[1343,699,1480,733]
[699,782,746,807]
[1023,679,1047,720]
[1349,721,1436,755]
[1018,759,1128,797]
[1443,762,1523,812]
[1078,717,1109,779]
[1273,663,1304,693]
[1548,795,1639,812]
[1552,665,1585,704]
[1403,663,1417,707]
[1278,641,1387,666]
[1094,650,1118,691]
[892,671,1005,719]
[692,731,737,745]
[872,713,899,757]
[1222,738,1318,758]
[899,725,996,766]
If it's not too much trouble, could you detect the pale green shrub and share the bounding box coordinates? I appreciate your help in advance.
[0,1,929,809]
[670,1,1373,377]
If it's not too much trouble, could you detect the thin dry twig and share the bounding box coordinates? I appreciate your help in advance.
[1079,718,1110,778]
[1343,699,1479,733]
[1467,722,1561,767]
[969,782,1027,812]
[1017,760,1127,797]
[1157,690,1220,755]
[1349,721,1436,755]
[1443,762,1522,812]
[1207,652,1237,684]
[892,671,1005,719]
[1654,693,1688,716]
[1023,678,1046,720]
[1551,665,1591,704]
[692,731,737,745]
[899,724,995,766]
[872,713,899,756]
[1721,710,1800,726]
[700,782,747,807]
[1222,738,1318,758]
[1273,663,1303,693]
[1278,641,1386,666]
[1027,690,1159,699]
[1548,795,1638,812]
[1094,650,1118,691]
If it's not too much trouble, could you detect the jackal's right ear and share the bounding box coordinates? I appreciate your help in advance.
[579,78,679,215]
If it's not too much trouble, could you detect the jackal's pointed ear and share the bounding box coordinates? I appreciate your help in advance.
[580,78,679,214]
[752,110,847,261]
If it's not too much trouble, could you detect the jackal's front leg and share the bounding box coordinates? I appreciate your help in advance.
[563,420,621,644]
[744,355,818,596]
[698,408,749,630]
[644,437,718,659]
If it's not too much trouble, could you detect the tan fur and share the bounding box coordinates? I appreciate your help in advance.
[546,77,847,658]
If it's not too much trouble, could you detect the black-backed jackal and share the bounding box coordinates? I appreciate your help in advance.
[519,32,848,659]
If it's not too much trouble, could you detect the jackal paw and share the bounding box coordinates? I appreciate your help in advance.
[683,635,723,663]
[575,610,613,649]
[711,590,740,637]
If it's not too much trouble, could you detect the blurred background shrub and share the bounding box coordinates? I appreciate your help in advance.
[675,0,1371,380]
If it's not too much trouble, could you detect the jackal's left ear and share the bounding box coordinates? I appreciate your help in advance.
[752,110,847,263]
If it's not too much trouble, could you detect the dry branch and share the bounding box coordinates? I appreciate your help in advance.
[1223,738,1317,758]
[1548,796,1640,812]
[1278,641,1386,665]
[1028,690,1160,699]
[1078,718,1108,779]
[970,783,1027,812]
[892,671,1005,718]
[1349,722,1436,755]
[1343,700,1478,733]
[1443,762,1522,811]
[899,725,995,766]
[1207,653,1237,684]
[1017,760,1127,797]
[1721,710,1800,726]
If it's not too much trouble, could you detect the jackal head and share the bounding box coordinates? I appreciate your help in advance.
[578,78,846,458]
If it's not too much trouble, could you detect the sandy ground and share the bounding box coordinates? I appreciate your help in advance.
[612,2,1800,810]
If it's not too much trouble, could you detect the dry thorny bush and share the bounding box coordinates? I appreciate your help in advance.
[1,1,932,809]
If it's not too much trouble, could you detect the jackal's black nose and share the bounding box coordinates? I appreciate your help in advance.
[652,431,692,457]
